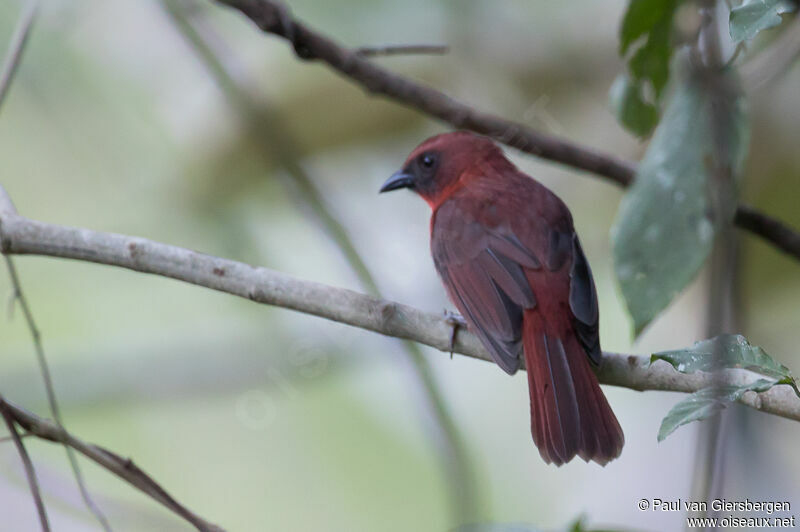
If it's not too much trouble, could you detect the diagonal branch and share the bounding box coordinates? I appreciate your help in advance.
[0,396,224,532]
[1,193,798,423]
[213,0,636,186]
[210,0,800,263]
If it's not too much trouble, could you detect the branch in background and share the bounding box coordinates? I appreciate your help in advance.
[0,0,38,112]
[214,0,637,186]
[354,44,449,57]
[0,2,112,530]
[0,396,225,532]
[2,196,799,423]
[162,0,479,521]
[735,205,800,257]
[211,0,800,263]
[1,401,50,532]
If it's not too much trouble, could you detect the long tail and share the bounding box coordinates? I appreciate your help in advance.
[523,312,624,466]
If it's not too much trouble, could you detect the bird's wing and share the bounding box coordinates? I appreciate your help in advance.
[567,234,600,364]
[431,179,600,373]
[431,199,540,374]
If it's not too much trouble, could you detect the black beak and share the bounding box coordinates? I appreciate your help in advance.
[379,171,415,193]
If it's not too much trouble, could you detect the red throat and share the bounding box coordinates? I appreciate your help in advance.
[421,173,468,210]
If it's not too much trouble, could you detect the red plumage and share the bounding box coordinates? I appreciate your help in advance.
[381,131,624,466]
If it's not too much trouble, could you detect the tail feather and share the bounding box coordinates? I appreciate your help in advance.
[524,314,624,466]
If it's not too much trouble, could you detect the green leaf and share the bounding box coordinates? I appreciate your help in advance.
[730,0,795,43]
[610,75,659,137]
[620,0,679,54]
[611,73,749,334]
[617,0,680,128]
[628,15,673,97]
[614,0,679,133]
[652,334,800,396]
[653,335,800,440]
[658,379,775,441]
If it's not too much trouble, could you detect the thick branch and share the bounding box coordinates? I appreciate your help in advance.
[1,207,798,423]
[0,396,224,532]
[211,0,800,262]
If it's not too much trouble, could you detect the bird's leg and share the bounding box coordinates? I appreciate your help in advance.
[443,310,467,359]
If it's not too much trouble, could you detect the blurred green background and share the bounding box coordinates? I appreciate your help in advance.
[1,1,799,530]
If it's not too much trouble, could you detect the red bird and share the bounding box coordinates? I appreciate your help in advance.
[381,131,624,466]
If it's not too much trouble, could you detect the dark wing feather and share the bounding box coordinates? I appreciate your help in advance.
[568,235,601,365]
[432,214,538,375]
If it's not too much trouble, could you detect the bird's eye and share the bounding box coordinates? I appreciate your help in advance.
[420,153,437,169]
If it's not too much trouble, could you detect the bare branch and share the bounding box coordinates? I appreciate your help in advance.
[211,0,800,262]
[0,397,225,532]
[354,44,449,57]
[1,191,798,423]
[1,401,50,532]
[213,0,636,184]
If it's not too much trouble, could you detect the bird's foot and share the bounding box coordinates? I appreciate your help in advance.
[443,310,467,359]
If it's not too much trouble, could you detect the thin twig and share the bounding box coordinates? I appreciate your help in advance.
[354,44,449,57]
[0,397,225,532]
[3,257,112,531]
[0,3,113,529]
[211,0,800,262]
[1,197,798,422]
[0,430,32,443]
[0,0,38,110]
[163,1,479,520]
[1,400,51,532]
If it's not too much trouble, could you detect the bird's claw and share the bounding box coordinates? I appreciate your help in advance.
[443,310,467,359]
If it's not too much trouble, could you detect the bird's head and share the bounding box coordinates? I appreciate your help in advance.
[380,131,507,208]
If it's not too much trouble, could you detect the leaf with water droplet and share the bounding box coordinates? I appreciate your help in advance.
[612,70,749,335]
[651,334,800,397]
[658,378,776,441]
[730,0,795,43]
